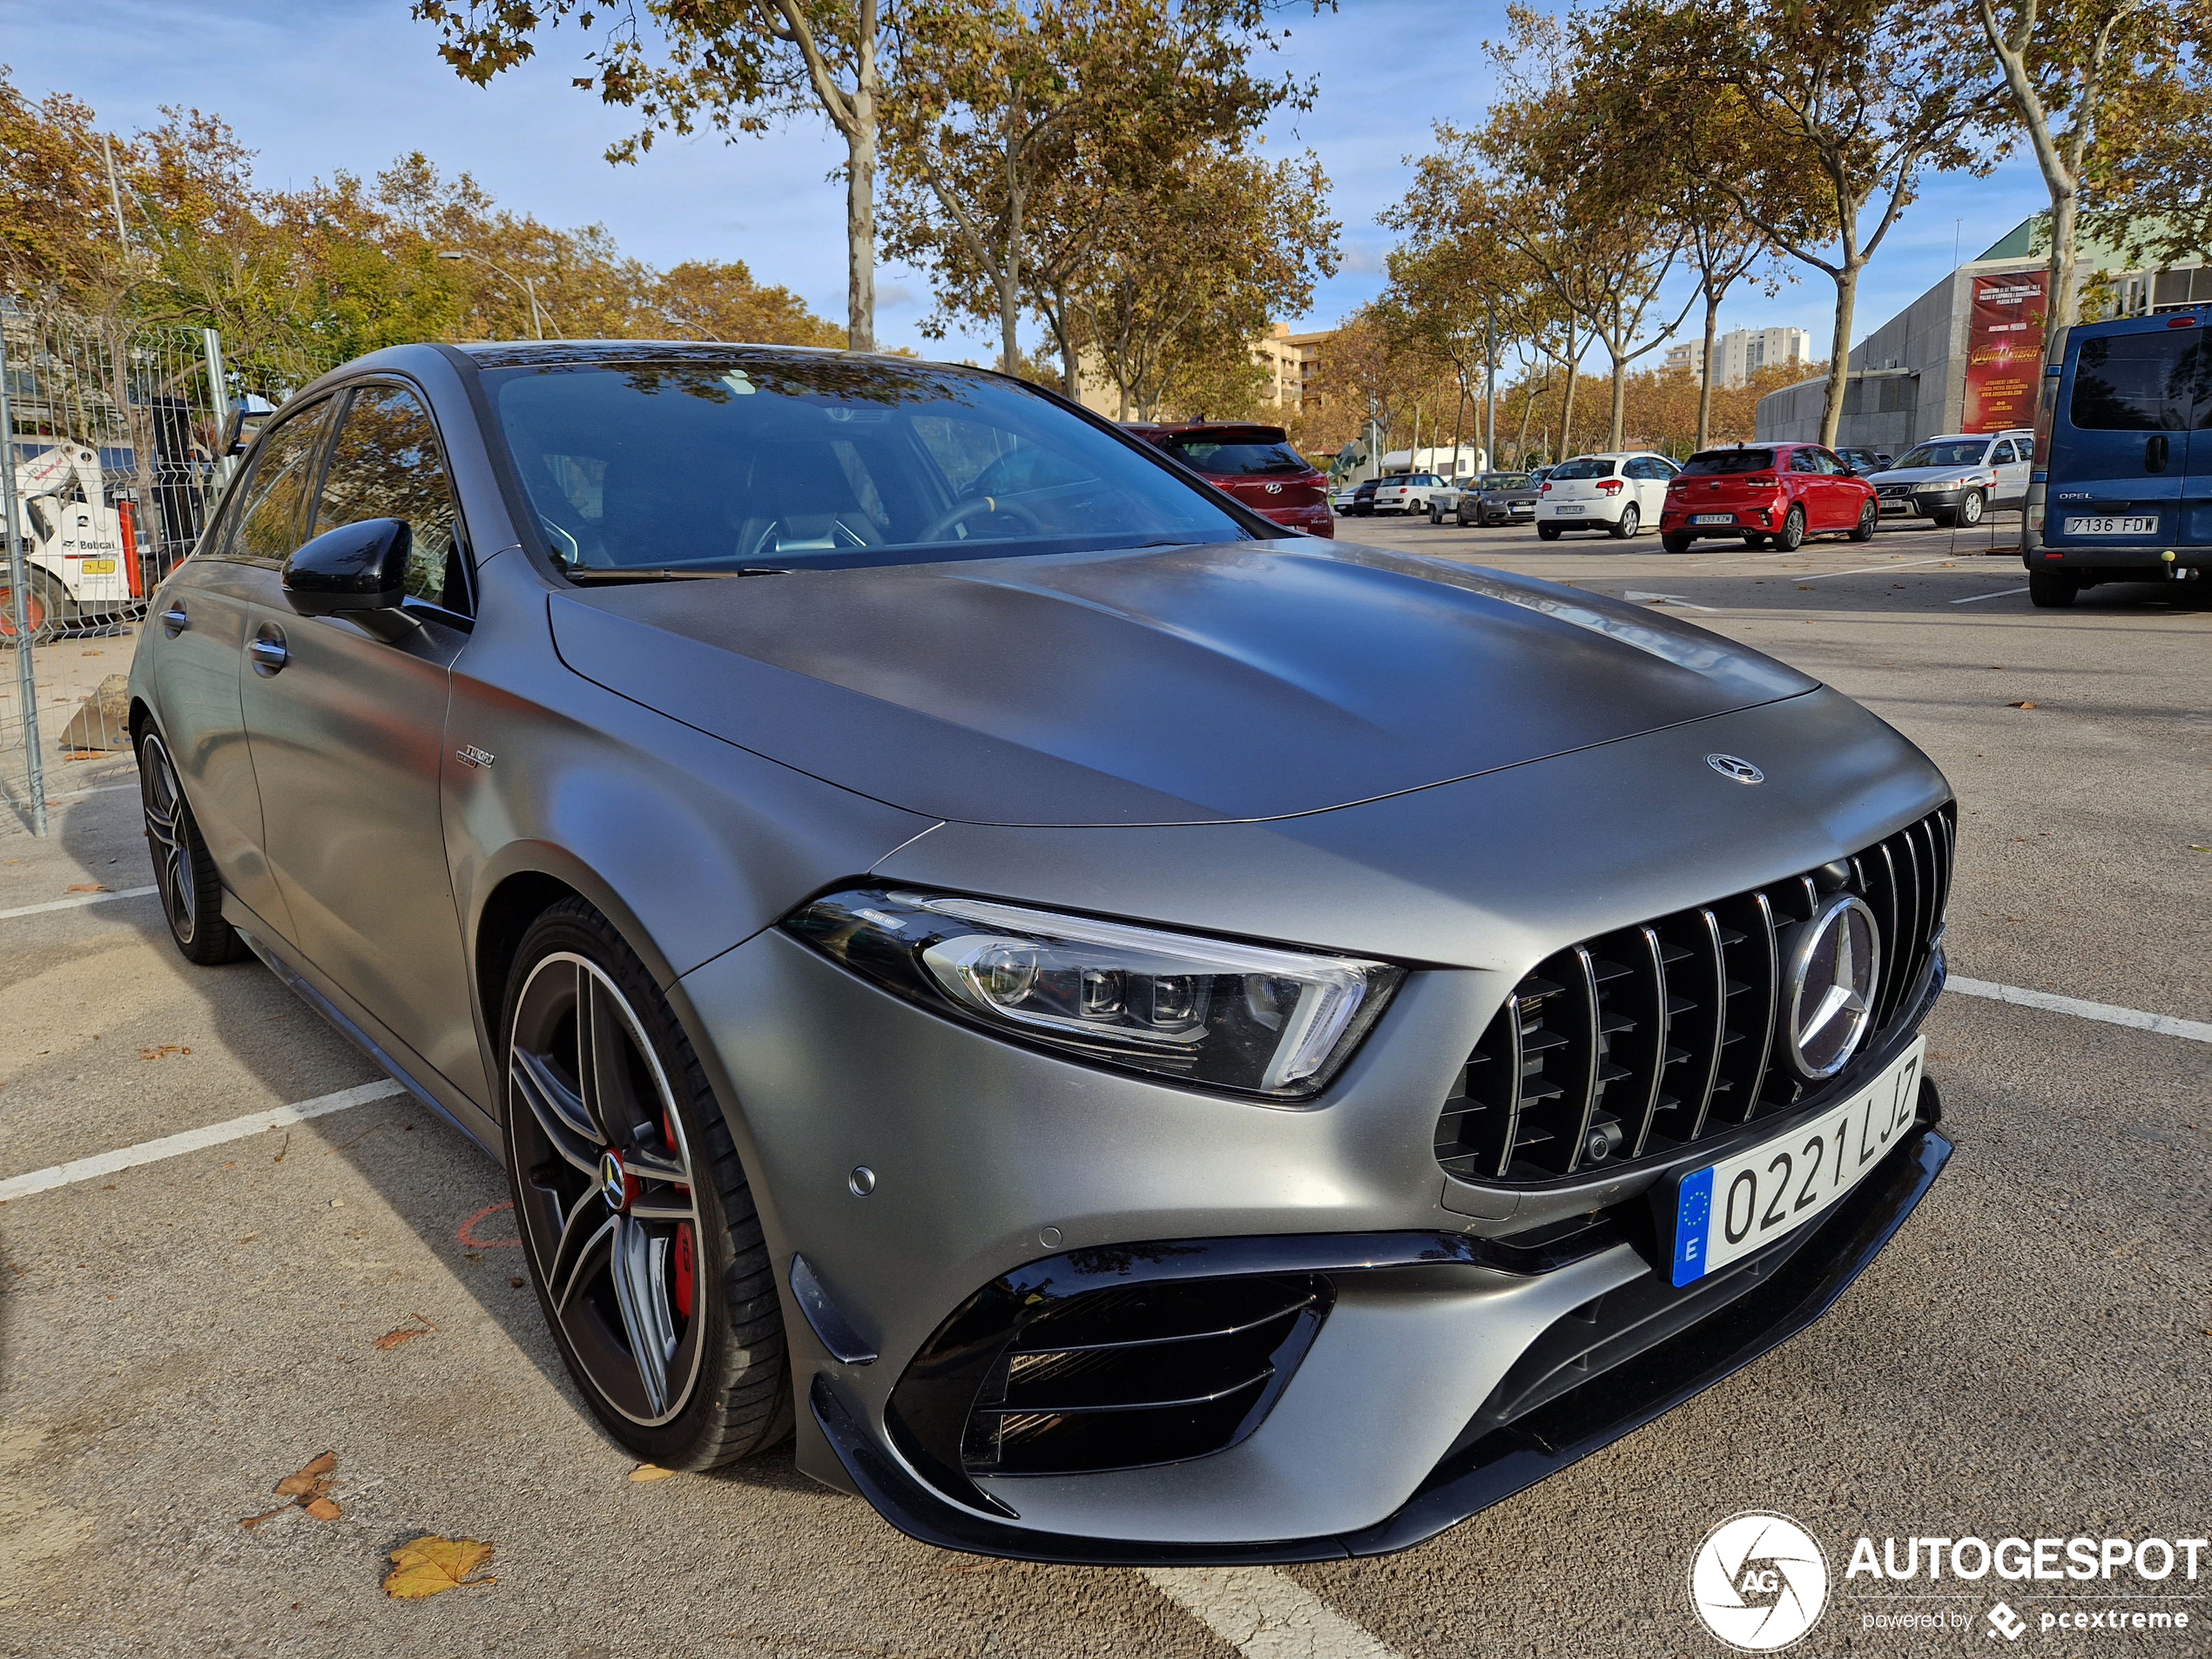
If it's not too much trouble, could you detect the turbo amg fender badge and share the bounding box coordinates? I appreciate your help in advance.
[1707,752,1764,784]
[456,745,495,769]
[1782,893,1880,1079]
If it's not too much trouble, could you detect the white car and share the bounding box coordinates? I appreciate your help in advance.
[1368,472,1450,516]
[1866,430,2033,529]
[1534,451,1682,540]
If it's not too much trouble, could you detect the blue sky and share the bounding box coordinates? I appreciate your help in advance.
[3,0,2050,364]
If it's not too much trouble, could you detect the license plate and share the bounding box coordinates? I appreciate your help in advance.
[1670,1038,1925,1286]
[1554,505,1583,515]
[81,558,117,575]
[2064,516,2157,535]
[1690,513,1735,525]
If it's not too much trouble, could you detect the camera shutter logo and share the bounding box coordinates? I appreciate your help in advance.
[1689,1512,1830,1652]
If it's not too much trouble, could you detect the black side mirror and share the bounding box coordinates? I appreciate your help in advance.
[222,395,277,456]
[283,518,411,616]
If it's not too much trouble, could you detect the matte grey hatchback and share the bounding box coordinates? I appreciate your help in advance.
[129,342,1955,1563]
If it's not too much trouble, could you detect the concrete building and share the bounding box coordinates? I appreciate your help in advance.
[1251,322,1333,411]
[1662,327,1813,388]
[1755,218,2204,451]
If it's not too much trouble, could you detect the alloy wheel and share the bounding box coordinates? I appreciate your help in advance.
[139,734,198,946]
[509,952,706,1426]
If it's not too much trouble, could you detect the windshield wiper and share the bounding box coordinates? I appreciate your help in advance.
[562,566,792,583]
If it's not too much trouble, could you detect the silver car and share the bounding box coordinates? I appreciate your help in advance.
[1868,431,2034,528]
[128,343,1956,1563]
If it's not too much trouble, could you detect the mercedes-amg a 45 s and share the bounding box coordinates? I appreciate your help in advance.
[129,343,1954,1563]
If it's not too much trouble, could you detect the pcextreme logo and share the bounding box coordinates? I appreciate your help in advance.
[1689,1512,1830,1652]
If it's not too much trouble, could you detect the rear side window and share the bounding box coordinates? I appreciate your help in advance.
[1682,449,1774,475]
[1161,437,1308,475]
[219,401,335,566]
[314,384,471,616]
[1549,457,1615,481]
[2070,333,2212,430]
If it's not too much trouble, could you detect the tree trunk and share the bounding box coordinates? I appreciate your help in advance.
[844,26,878,354]
[1052,283,1080,398]
[1820,266,1858,449]
[1559,328,1579,461]
[1608,345,1628,452]
[1515,375,1538,462]
[1696,287,1720,451]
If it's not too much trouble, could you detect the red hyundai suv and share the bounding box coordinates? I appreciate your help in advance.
[1659,442,1879,552]
[1127,421,1334,536]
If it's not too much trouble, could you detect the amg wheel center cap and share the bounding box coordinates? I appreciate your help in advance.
[1781,893,1881,1079]
[598,1148,636,1212]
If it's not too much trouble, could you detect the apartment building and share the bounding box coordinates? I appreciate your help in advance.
[1663,327,1814,388]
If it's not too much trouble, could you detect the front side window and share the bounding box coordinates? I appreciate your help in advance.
[2070,333,2212,431]
[1992,440,2018,464]
[488,354,1255,575]
[314,384,469,615]
[220,401,335,566]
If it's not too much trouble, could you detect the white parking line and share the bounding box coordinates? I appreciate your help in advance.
[1950,586,2031,604]
[0,884,158,921]
[1793,554,1985,582]
[1143,1568,1406,1659]
[1948,978,2212,1043]
[0,1078,405,1203]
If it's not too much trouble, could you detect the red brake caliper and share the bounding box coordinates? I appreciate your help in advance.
[664,1110,694,1319]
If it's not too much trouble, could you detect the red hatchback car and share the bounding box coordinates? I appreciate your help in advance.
[1127,421,1334,536]
[1659,442,1879,553]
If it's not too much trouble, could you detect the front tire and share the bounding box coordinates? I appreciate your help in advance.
[2028,570,2079,608]
[1775,505,1807,551]
[503,900,792,1470]
[1957,489,1986,528]
[1609,502,1640,540]
[138,730,246,965]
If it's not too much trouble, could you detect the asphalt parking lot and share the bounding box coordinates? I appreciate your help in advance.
[2,513,2206,1658]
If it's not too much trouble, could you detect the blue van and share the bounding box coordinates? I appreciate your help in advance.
[2025,308,2212,605]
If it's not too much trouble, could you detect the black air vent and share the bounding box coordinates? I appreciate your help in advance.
[1435,805,1954,1184]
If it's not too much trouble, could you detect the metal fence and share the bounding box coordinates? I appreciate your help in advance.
[1,302,231,833]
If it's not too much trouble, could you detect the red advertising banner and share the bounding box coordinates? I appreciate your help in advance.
[1962,270,2046,432]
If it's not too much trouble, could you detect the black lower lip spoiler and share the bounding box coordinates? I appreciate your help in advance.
[810,1116,1953,1566]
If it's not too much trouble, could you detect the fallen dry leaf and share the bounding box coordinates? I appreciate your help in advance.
[241,1451,339,1527]
[383,1535,496,1600]
[65,882,111,894]
[372,1315,436,1352]
[2009,700,2038,710]
[138,1045,190,1062]
[629,1463,675,1483]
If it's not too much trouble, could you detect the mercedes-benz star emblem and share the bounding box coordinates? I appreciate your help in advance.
[1707,753,1764,784]
[1780,894,1880,1079]
[598,1148,632,1212]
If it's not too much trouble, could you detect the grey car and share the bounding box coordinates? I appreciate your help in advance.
[127,342,1956,1565]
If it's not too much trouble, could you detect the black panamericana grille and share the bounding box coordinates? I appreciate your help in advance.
[1434,805,1954,1185]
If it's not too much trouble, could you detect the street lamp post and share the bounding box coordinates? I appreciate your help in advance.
[437,249,547,341]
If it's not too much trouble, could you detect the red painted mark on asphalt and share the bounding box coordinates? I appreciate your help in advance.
[457,1202,521,1249]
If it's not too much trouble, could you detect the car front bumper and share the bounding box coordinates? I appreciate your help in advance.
[1878,489,1964,516]
[671,693,1955,1560]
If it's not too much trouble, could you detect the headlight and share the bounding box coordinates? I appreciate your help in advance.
[781,887,1403,1100]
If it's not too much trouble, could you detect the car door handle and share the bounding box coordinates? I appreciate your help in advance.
[161,603,190,637]
[248,628,288,677]
[2147,435,2169,473]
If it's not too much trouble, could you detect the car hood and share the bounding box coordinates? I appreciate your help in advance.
[547,539,1817,827]
[1870,464,1987,486]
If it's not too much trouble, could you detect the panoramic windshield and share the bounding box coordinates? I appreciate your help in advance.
[486,353,1256,574]
[1897,441,1989,469]
[1161,434,1308,475]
